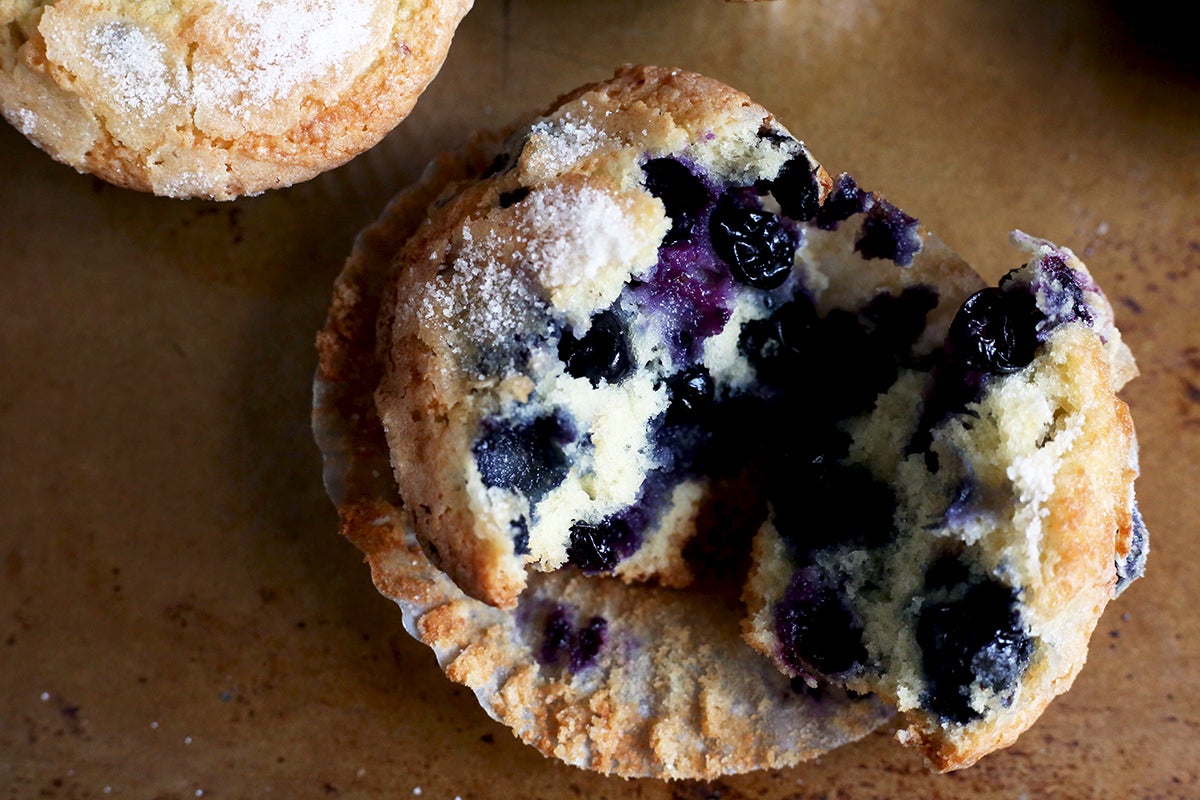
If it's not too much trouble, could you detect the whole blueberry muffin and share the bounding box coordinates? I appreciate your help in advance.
[0,0,471,199]
[741,233,1145,770]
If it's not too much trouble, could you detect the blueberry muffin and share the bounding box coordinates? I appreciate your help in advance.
[312,122,891,779]
[0,0,472,199]
[316,65,1146,774]
[741,233,1145,770]
[373,65,989,610]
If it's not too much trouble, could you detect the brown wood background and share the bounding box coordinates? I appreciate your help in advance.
[2,1,1197,797]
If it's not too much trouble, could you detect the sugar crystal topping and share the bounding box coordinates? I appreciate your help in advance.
[85,21,184,116]
[522,112,609,182]
[520,184,644,291]
[193,0,378,117]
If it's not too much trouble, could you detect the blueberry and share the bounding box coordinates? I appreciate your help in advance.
[709,193,795,290]
[664,366,714,426]
[567,518,632,573]
[855,198,922,266]
[816,173,870,230]
[1011,254,1093,329]
[511,517,530,556]
[775,566,868,676]
[1115,502,1148,595]
[569,617,608,671]
[641,158,709,245]
[558,309,633,386]
[473,413,571,501]
[917,579,1034,724]
[738,298,818,387]
[949,287,1041,374]
[770,154,821,222]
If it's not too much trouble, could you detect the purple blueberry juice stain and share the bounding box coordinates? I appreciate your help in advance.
[537,604,608,672]
[539,606,573,665]
[1115,503,1148,595]
[631,238,736,364]
[570,617,608,671]
[1019,252,1095,335]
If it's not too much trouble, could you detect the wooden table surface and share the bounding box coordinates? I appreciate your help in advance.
[3,1,1197,797]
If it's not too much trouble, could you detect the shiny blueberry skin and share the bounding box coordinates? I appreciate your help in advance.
[642,157,710,245]
[917,579,1034,724]
[709,193,796,290]
[473,413,571,502]
[949,287,1041,374]
[559,309,634,386]
[664,366,715,426]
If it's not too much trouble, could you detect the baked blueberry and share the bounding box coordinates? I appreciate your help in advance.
[567,518,633,573]
[709,193,796,290]
[473,413,572,501]
[816,173,870,230]
[855,198,922,266]
[776,566,868,676]
[949,287,1040,374]
[559,309,634,386]
[917,580,1034,724]
[641,157,710,245]
[770,154,822,222]
[570,616,608,671]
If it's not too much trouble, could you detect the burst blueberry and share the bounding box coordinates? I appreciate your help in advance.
[559,309,633,386]
[816,173,870,230]
[770,154,821,222]
[709,193,795,290]
[775,566,868,676]
[855,197,922,266]
[567,518,631,573]
[570,617,608,671]
[917,579,1034,724]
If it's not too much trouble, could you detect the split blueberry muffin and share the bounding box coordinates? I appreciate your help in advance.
[742,233,1145,770]
[317,65,1146,774]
